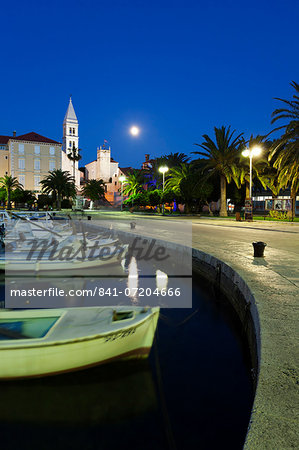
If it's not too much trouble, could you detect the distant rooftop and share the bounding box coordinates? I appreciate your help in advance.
[12,132,60,144]
[0,135,11,145]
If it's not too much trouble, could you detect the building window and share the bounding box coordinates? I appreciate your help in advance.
[49,160,55,171]
[73,128,75,135]
[49,147,55,155]
[19,175,25,187]
[5,156,8,159]
[34,159,40,170]
[69,128,72,134]
[18,144,24,154]
[34,175,40,188]
[115,181,117,186]
[35,145,40,154]
[69,141,72,148]
[18,158,25,169]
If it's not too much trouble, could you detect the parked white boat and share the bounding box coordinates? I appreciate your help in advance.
[0,306,159,379]
[0,244,128,274]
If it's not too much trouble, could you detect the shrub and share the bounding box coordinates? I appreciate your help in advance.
[269,210,288,220]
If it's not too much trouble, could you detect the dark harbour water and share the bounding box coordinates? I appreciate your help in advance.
[0,274,254,450]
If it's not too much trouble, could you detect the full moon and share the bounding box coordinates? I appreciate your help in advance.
[130,126,140,136]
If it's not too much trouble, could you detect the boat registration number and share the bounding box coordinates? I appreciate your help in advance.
[104,328,136,343]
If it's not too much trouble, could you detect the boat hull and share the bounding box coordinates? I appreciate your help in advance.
[0,307,159,379]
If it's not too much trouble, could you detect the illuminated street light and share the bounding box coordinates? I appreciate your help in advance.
[119,175,126,211]
[242,146,262,220]
[242,146,262,198]
[159,166,169,215]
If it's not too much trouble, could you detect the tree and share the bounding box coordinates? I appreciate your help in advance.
[40,169,76,210]
[269,81,299,218]
[124,192,149,208]
[161,188,176,205]
[193,126,243,216]
[122,170,145,196]
[0,175,22,210]
[67,143,82,181]
[145,152,189,190]
[81,179,106,205]
[11,189,36,206]
[37,194,54,209]
[162,152,190,168]
[166,163,212,213]
[148,189,162,209]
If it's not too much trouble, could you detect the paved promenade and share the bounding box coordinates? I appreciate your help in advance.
[85,212,299,448]
[190,218,299,449]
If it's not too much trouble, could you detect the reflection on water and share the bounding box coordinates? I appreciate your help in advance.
[0,361,157,425]
[0,275,254,450]
[156,270,168,291]
[127,256,139,303]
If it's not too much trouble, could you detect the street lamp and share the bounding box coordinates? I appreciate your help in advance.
[242,145,262,219]
[159,166,169,215]
[119,175,126,211]
[242,146,262,198]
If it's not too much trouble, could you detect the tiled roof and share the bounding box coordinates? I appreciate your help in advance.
[13,132,60,144]
[119,167,134,176]
[0,135,11,144]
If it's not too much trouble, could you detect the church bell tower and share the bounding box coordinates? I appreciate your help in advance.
[63,96,79,154]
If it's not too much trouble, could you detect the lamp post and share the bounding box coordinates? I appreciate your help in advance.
[119,175,126,211]
[159,166,169,215]
[242,146,262,220]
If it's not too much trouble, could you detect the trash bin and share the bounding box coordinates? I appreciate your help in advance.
[87,215,91,221]
[252,241,267,257]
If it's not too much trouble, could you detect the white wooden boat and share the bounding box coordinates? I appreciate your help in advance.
[0,306,159,379]
[0,247,127,274]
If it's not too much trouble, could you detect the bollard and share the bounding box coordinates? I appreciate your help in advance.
[87,215,91,221]
[252,241,267,257]
[130,222,136,230]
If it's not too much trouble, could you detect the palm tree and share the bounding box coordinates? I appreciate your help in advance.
[0,175,22,210]
[269,81,299,218]
[146,152,190,190]
[122,170,145,196]
[163,152,190,168]
[193,126,243,216]
[81,179,105,205]
[166,163,212,213]
[67,143,82,181]
[40,169,75,210]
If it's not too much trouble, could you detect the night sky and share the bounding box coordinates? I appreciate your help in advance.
[1,0,298,168]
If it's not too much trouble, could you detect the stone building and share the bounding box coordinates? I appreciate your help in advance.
[85,143,123,204]
[0,132,61,194]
